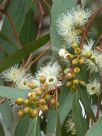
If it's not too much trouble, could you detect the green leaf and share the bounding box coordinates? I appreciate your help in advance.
[0,123,5,136]
[0,102,14,131]
[0,31,19,50]
[20,8,37,45]
[86,117,102,136]
[47,110,63,136]
[51,0,76,50]
[79,88,96,122]
[26,116,41,136]
[59,89,72,125]
[4,0,33,34]
[14,115,30,136]
[56,115,62,136]
[0,0,33,57]
[0,86,29,99]
[72,91,88,136]
[0,34,50,72]
[46,109,58,135]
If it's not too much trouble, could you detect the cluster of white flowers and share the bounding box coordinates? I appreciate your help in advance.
[0,62,62,91]
[56,6,92,45]
[34,61,62,91]
[0,65,33,89]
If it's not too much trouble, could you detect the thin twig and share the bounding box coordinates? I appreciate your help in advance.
[55,89,58,110]
[4,12,23,48]
[24,0,45,68]
[80,5,102,48]
[96,34,102,52]
[25,45,51,71]
[0,0,10,20]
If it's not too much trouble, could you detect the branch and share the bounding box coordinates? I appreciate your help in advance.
[5,12,23,48]
[25,45,51,71]
[24,0,45,68]
[80,5,102,48]
[96,34,102,52]
[0,0,10,20]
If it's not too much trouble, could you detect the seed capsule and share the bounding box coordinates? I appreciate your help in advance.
[15,98,24,105]
[51,99,56,105]
[64,53,73,60]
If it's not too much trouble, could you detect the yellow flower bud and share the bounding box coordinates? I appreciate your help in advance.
[36,89,43,96]
[40,105,48,111]
[79,80,86,87]
[72,42,79,49]
[66,73,73,79]
[73,79,79,85]
[75,48,81,55]
[39,99,46,105]
[72,58,79,65]
[15,98,24,105]
[86,51,92,58]
[79,58,85,64]
[28,82,38,89]
[39,75,46,84]
[23,107,30,113]
[66,81,73,87]
[18,110,24,117]
[74,67,80,74]
[30,109,38,118]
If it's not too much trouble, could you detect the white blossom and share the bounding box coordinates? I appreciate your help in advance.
[56,12,74,37]
[85,59,98,73]
[1,65,26,82]
[82,39,94,55]
[87,80,100,95]
[35,61,62,90]
[63,31,78,45]
[71,6,92,26]
[16,76,30,89]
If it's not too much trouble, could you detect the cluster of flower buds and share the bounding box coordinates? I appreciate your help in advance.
[15,75,59,118]
[59,42,88,91]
